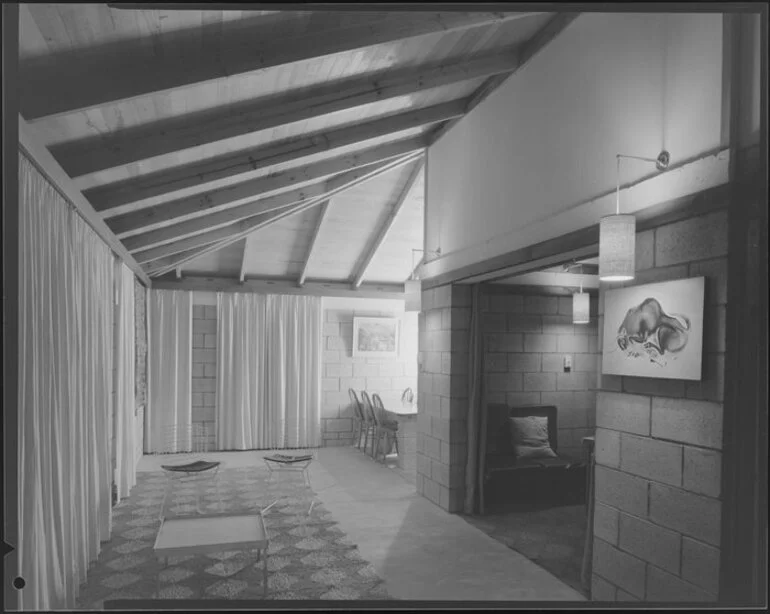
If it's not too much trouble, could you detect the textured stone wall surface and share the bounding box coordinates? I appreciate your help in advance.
[591,208,728,603]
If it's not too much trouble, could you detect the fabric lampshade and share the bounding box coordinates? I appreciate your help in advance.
[572,291,590,324]
[599,214,636,281]
[405,279,422,312]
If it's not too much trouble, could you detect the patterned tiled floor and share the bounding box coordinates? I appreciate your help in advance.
[75,466,392,609]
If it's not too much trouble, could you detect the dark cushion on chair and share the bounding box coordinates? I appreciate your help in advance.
[161,460,221,473]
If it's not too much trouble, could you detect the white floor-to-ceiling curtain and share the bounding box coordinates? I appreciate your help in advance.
[146,289,192,453]
[217,292,322,450]
[114,262,136,500]
[18,153,114,611]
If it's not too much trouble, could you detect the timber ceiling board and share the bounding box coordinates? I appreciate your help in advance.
[361,170,425,284]
[303,163,421,282]
[17,5,577,288]
[238,207,321,280]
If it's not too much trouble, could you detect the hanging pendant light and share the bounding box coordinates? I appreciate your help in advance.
[599,151,670,282]
[573,266,590,324]
[599,155,636,281]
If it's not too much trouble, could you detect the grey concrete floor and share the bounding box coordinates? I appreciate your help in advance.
[137,447,585,602]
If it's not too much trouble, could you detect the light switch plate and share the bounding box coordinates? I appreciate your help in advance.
[564,355,572,372]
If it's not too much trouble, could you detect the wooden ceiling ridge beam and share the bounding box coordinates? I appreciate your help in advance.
[54,46,523,178]
[152,276,407,300]
[85,100,464,210]
[21,12,530,120]
[146,151,424,277]
[297,200,331,288]
[17,116,152,287]
[428,12,581,146]
[105,136,425,232]
[351,158,425,289]
[121,157,404,251]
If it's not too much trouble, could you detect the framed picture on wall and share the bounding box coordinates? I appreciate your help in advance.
[602,277,705,381]
[353,317,400,358]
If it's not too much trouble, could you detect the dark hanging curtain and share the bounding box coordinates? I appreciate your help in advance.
[463,284,487,515]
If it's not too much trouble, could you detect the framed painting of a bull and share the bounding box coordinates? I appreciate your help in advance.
[602,277,705,380]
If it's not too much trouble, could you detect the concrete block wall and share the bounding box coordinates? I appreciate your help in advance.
[192,304,217,449]
[416,284,472,513]
[321,304,418,447]
[591,208,728,602]
[481,287,600,460]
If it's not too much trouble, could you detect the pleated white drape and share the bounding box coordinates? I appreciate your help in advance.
[18,153,114,611]
[114,262,136,501]
[146,289,193,453]
[217,293,322,450]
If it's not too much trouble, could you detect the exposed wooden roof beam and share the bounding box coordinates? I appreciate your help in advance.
[147,152,423,277]
[84,101,464,210]
[21,12,530,120]
[121,157,402,251]
[239,237,249,283]
[104,136,425,232]
[351,159,424,288]
[152,276,407,300]
[298,200,331,288]
[54,47,522,178]
[429,13,580,146]
[17,116,152,287]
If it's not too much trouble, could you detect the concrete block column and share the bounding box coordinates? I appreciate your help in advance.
[417,284,472,513]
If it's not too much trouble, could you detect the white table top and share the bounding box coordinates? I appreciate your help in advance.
[154,513,267,555]
[384,404,418,416]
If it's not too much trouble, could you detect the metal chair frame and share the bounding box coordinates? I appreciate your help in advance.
[372,393,399,463]
[157,423,223,520]
[348,388,366,449]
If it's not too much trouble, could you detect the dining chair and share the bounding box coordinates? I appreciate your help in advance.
[347,388,366,449]
[372,393,399,463]
[359,391,380,458]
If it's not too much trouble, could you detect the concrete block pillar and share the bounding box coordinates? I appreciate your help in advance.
[417,283,472,513]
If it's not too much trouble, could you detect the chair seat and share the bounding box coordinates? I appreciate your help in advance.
[161,460,221,473]
[264,453,313,464]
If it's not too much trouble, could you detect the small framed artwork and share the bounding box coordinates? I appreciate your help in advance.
[602,277,705,381]
[353,317,400,358]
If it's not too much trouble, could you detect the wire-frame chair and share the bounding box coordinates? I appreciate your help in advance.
[157,423,223,520]
[347,388,366,449]
[359,391,381,458]
[372,393,399,464]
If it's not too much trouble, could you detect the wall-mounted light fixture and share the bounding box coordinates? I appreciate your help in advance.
[599,151,670,282]
[405,248,441,312]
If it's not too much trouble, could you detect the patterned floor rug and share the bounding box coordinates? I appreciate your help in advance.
[76,465,393,609]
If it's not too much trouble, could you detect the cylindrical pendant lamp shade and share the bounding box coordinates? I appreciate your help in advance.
[405,279,422,312]
[572,291,590,324]
[599,214,636,281]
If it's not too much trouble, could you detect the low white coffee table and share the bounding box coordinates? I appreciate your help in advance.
[153,512,269,599]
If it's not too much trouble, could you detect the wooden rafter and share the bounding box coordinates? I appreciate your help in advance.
[351,158,425,288]
[21,12,530,120]
[53,47,522,178]
[104,136,425,232]
[147,151,423,277]
[84,100,464,210]
[239,237,249,283]
[429,13,580,146]
[298,200,331,287]
[121,155,411,251]
[17,116,152,286]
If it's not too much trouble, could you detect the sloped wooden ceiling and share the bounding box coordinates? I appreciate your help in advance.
[18,4,580,294]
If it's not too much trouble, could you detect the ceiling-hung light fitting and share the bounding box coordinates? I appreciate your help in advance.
[567,261,590,324]
[599,151,670,282]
